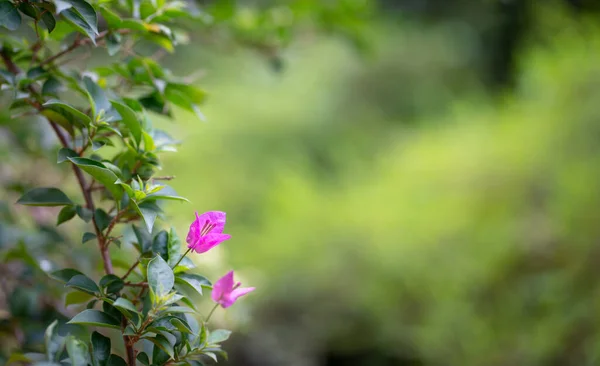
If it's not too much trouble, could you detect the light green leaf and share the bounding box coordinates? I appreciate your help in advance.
[66,274,100,295]
[147,255,174,300]
[68,309,121,329]
[66,336,89,366]
[68,157,123,200]
[173,256,195,274]
[113,297,140,316]
[175,273,211,297]
[91,331,110,366]
[207,329,231,344]
[17,187,73,206]
[43,100,91,128]
[65,291,93,306]
[0,1,21,31]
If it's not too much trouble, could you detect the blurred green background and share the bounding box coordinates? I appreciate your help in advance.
[146,1,600,365]
[6,0,600,365]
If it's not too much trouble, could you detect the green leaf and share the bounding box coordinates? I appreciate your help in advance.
[175,274,211,297]
[76,205,93,222]
[170,317,193,333]
[107,354,127,366]
[152,230,168,261]
[106,32,121,56]
[167,228,182,267]
[138,201,160,232]
[113,297,140,315]
[144,334,174,358]
[136,352,150,365]
[84,76,114,120]
[94,208,112,231]
[111,100,142,146]
[42,77,62,95]
[68,309,121,329]
[61,0,98,42]
[44,99,91,128]
[147,255,174,300]
[0,1,21,30]
[98,6,121,28]
[44,320,64,362]
[57,147,79,163]
[66,336,89,366]
[173,256,195,274]
[57,205,76,226]
[17,187,73,206]
[18,2,37,18]
[50,268,84,283]
[82,232,96,244]
[144,185,189,203]
[65,291,93,306]
[161,306,196,314]
[164,83,206,121]
[41,11,56,32]
[207,329,231,344]
[91,331,110,366]
[99,274,124,294]
[68,157,123,200]
[132,224,152,253]
[66,274,100,295]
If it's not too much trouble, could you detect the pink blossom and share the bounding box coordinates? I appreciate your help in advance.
[211,271,255,308]
[186,211,231,253]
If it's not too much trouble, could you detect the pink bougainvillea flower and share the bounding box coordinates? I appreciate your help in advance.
[211,271,255,308]
[186,211,231,253]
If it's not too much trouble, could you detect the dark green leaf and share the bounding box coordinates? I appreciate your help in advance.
[138,200,160,232]
[99,274,124,294]
[68,157,123,200]
[82,232,96,243]
[167,228,181,267]
[107,354,127,366]
[41,11,56,32]
[61,0,98,42]
[207,329,231,344]
[170,317,193,333]
[76,205,93,222]
[111,100,142,145]
[136,352,150,365]
[57,147,78,163]
[0,1,21,30]
[91,331,110,366]
[18,2,37,18]
[68,309,121,329]
[57,205,76,226]
[17,187,73,206]
[66,274,100,295]
[132,224,152,253]
[49,268,84,283]
[175,274,211,297]
[66,336,89,366]
[152,230,168,261]
[94,208,112,231]
[147,255,174,300]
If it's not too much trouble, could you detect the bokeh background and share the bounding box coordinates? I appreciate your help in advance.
[5,0,600,365]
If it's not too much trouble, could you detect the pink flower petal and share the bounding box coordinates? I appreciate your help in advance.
[193,233,231,253]
[211,271,234,303]
[230,287,255,302]
[197,211,227,234]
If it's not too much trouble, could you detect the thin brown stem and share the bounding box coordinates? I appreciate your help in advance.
[124,281,148,288]
[121,260,140,280]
